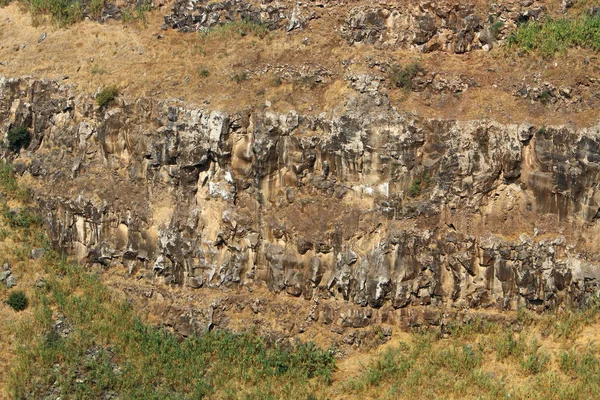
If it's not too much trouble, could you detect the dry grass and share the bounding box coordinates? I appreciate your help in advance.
[0,3,599,126]
[337,311,600,400]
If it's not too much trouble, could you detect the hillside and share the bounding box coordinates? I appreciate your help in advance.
[2,0,600,398]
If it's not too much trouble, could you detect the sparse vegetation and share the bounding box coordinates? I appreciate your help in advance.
[345,311,600,400]
[408,175,432,198]
[8,256,337,398]
[6,125,31,153]
[121,1,151,27]
[271,75,283,87]
[0,162,28,201]
[388,62,423,90]
[203,19,269,39]
[6,291,28,311]
[490,20,505,39]
[88,0,104,20]
[293,75,318,89]
[199,68,210,78]
[520,341,550,375]
[3,206,40,229]
[409,178,422,197]
[27,0,84,27]
[96,85,119,108]
[538,90,552,105]
[231,71,249,84]
[90,64,109,75]
[508,13,600,55]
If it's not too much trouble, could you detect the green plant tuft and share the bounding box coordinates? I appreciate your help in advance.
[7,290,28,311]
[409,178,422,197]
[90,64,109,75]
[96,86,119,108]
[6,125,31,153]
[388,62,423,90]
[231,71,249,84]
[490,20,505,39]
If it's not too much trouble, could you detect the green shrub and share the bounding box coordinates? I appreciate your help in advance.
[3,206,40,229]
[7,291,28,311]
[199,68,210,78]
[490,20,505,39]
[409,178,422,197]
[6,125,31,153]
[96,86,119,108]
[388,62,423,90]
[538,90,552,105]
[231,72,249,84]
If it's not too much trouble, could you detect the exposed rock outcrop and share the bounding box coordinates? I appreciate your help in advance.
[2,75,600,316]
[341,1,546,52]
[163,0,316,32]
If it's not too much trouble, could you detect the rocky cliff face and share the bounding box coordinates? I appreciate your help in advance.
[1,75,600,316]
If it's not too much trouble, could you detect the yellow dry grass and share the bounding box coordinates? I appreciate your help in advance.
[0,2,599,126]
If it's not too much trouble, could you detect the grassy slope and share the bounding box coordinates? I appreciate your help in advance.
[343,310,600,400]
[509,13,600,55]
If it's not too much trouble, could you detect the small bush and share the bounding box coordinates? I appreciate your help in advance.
[388,62,423,90]
[294,75,318,89]
[6,125,31,153]
[538,90,552,105]
[490,20,505,39]
[90,64,109,75]
[96,86,119,108]
[199,68,210,78]
[409,178,422,197]
[494,330,525,360]
[271,76,283,87]
[231,72,248,84]
[7,291,28,311]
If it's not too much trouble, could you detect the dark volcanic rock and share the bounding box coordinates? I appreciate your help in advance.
[2,75,600,313]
